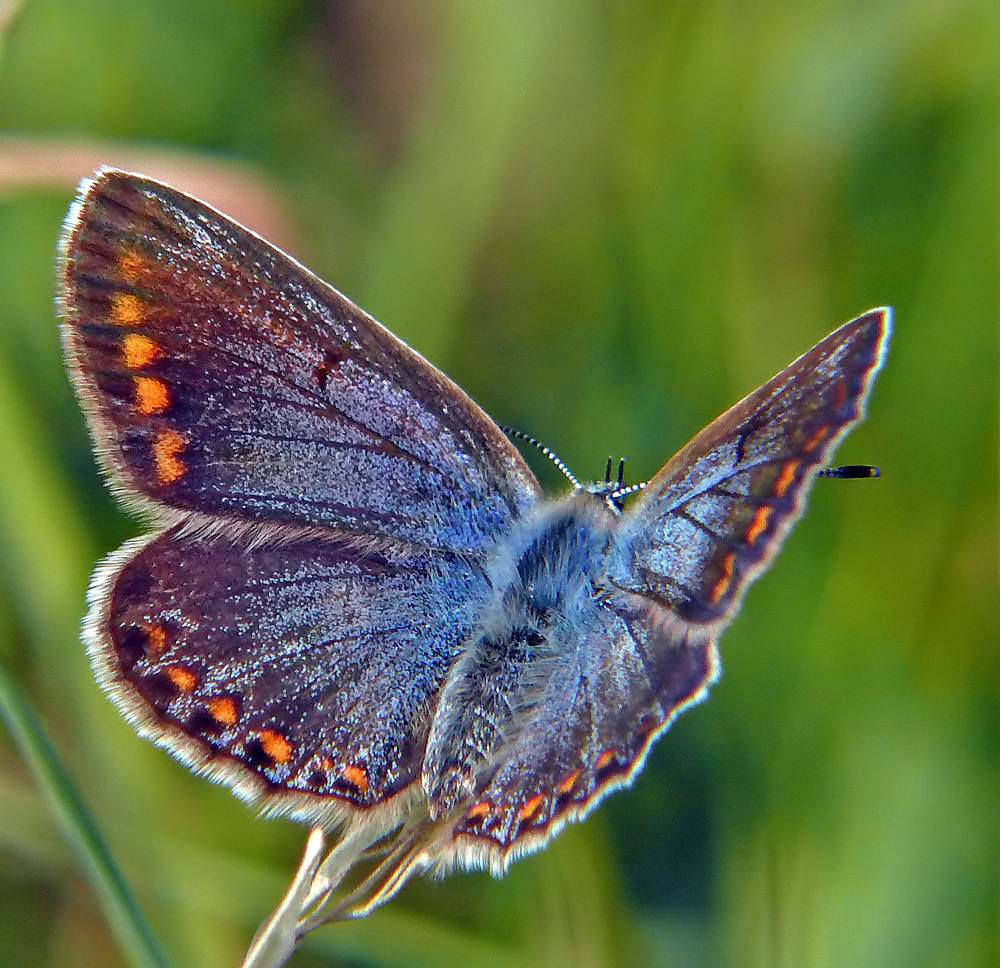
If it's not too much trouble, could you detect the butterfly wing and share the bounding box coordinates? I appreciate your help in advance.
[59,169,541,553]
[89,526,490,828]
[430,600,718,873]
[613,309,891,623]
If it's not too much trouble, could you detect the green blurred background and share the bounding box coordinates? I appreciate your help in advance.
[0,1,995,966]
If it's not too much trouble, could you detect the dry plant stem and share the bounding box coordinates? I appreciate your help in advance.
[301,820,392,912]
[241,822,424,966]
[241,827,327,968]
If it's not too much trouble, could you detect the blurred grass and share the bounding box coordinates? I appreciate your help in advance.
[0,1,995,966]
[0,663,168,968]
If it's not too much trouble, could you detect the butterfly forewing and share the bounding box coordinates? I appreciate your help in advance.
[59,169,540,553]
[615,309,891,624]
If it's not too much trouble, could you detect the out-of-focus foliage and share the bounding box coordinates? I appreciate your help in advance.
[0,1,994,966]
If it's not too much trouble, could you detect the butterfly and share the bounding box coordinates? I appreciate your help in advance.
[59,168,890,917]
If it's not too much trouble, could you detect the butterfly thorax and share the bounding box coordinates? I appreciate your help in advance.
[422,491,619,818]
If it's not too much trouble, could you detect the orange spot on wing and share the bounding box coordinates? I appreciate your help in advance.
[143,622,167,656]
[110,292,145,326]
[319,756,334,770]
[166,665,197,693]
[118,248,148,282]
[341,764,370,794]
[557,769,581,795]
[745,505,773,546]
[774,459,800,498]
[122,333,160,369]
[518,793,546,823]
[802,425,829,454]
[153,429,187,485]
[709,551,737,604]
[207,697,238,726]
[134,376,169,414]
[465,801,493,820]
[258,729,293,765]
[594,749,617,771]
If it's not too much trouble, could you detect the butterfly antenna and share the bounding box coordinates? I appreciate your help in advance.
[502,426,581,489]
[612,481,648,499]
[603,457,644,513]
[818,464,881,479]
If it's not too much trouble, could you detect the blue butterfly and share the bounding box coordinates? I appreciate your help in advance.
[60,169,890,917]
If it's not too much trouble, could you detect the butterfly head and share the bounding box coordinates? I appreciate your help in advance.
[579,457,647,515]
[500,429,649,515]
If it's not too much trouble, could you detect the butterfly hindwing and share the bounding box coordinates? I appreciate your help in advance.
[89,525,489,825]
[59,169,541,553]
[614,309,891,624]
[421,587,717,870]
